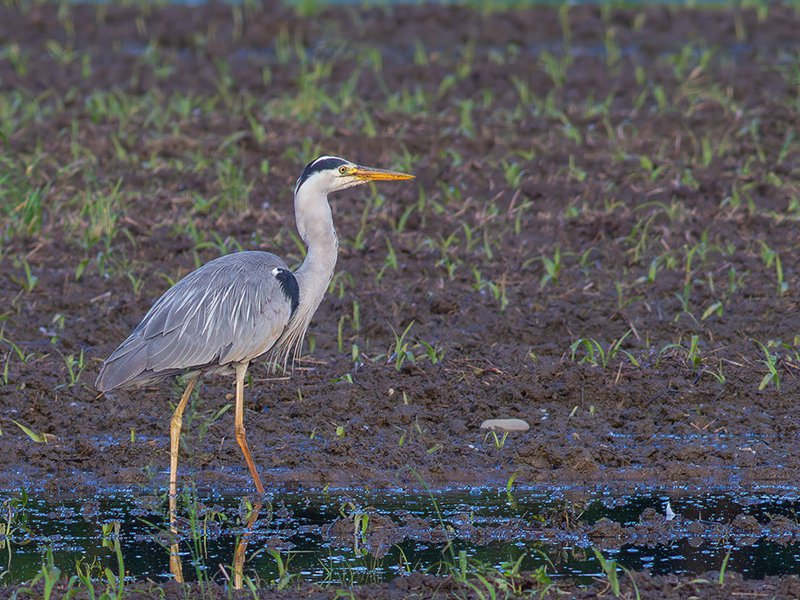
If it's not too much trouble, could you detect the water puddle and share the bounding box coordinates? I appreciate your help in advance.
[1,488,799,585]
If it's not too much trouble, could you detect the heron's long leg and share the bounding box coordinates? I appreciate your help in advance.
[234,362,265,495]
[169,373,198,528]
[233,500,262,589]
[169,541,184,583]
[168,373,197,583]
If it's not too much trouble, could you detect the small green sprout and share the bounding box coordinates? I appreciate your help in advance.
[11,420,50,444]
[592,547,621,597]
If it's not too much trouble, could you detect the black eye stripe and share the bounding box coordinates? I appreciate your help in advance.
[295,157,348,192]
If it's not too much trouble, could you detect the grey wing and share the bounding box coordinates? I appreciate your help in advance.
[96,251,296,391]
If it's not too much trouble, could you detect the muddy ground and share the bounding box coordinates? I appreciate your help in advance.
[1,0,800,596]
[9,570,800,600]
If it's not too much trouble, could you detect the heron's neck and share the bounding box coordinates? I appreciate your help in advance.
[293,183,338,328]
[272,179,340,369]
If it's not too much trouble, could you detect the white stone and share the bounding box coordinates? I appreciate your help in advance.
[479,418,530,433]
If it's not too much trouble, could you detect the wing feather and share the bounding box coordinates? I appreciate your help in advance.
[96,251,295,391]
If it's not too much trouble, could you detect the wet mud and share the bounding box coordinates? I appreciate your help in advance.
[1,0,800,596]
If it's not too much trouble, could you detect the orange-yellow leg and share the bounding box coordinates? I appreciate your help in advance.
[233,500,262,589]
[168,373,198,583]
[169,373,199,525]
[234,362,265,495]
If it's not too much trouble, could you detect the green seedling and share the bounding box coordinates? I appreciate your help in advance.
[11,420,50,443]
[653,84,668,113]
[328,271,354,299]
[28,548,61,600]
[339,501,373,558]
[754,340,780,390]
[510,75,533,106]
[393,202,417,234]
[659,335,703,370]
[485,430,509,449]
[568,155,587,181]
[388,321,416,371]
[450,548,545,598]
[337,315,347,353]
[4,176,47,238]
[472,268,510,311]
[79,178,124,250]
[759,241,788,296]
[10,258,38,293]
[702,360,727,385]
[427,443,443,455]
[458,99,475,137]
[2,43,28,75]
[719,548,732,585]
[614,280,642,310]
[74,544,126,600]
[539,247,562,288]
[0,330,35,369]
[125,271,146,298]
[375,237,398,282]
[74,257,90,281]
[700,135,714,167]
[721,182,756,213]
[592,547,621,597]
[684,335,702,368]
[413,40,429,67]
[511,200,534,235]
[101,521,125,597]
[196,403,232,443]
[500,159,524,188]
[2,489,30,574]
[54,348,86,388]
[569,330,639,369]
[748,118,766,163]
[540,51,571,90]
[267,549,296,590]
[558,3,572,44]
[604,26,621,68]
[701,300,724,321]
[417,339,444,365]
[777,129,795,164]
[506,472,519,495]
[639,155,667,182]
[625,212,657,264]
[673,280,697,323]
[559,112,583,145]
[216,158,253,214]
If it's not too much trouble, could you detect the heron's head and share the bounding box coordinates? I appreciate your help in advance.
[294,156,414,197]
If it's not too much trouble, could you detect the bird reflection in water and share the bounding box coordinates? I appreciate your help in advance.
[168,496,262,590]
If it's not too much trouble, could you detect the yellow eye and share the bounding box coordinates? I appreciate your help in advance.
[338,165,348,175]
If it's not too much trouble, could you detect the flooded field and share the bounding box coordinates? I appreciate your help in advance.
[1,0,800,597]
[5,487,800,588]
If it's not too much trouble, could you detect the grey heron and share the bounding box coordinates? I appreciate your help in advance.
[95,156,415,497]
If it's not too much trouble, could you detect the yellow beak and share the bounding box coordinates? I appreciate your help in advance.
[352,166,415,182]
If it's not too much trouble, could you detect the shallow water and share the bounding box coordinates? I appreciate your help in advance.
[1,487,799,585]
